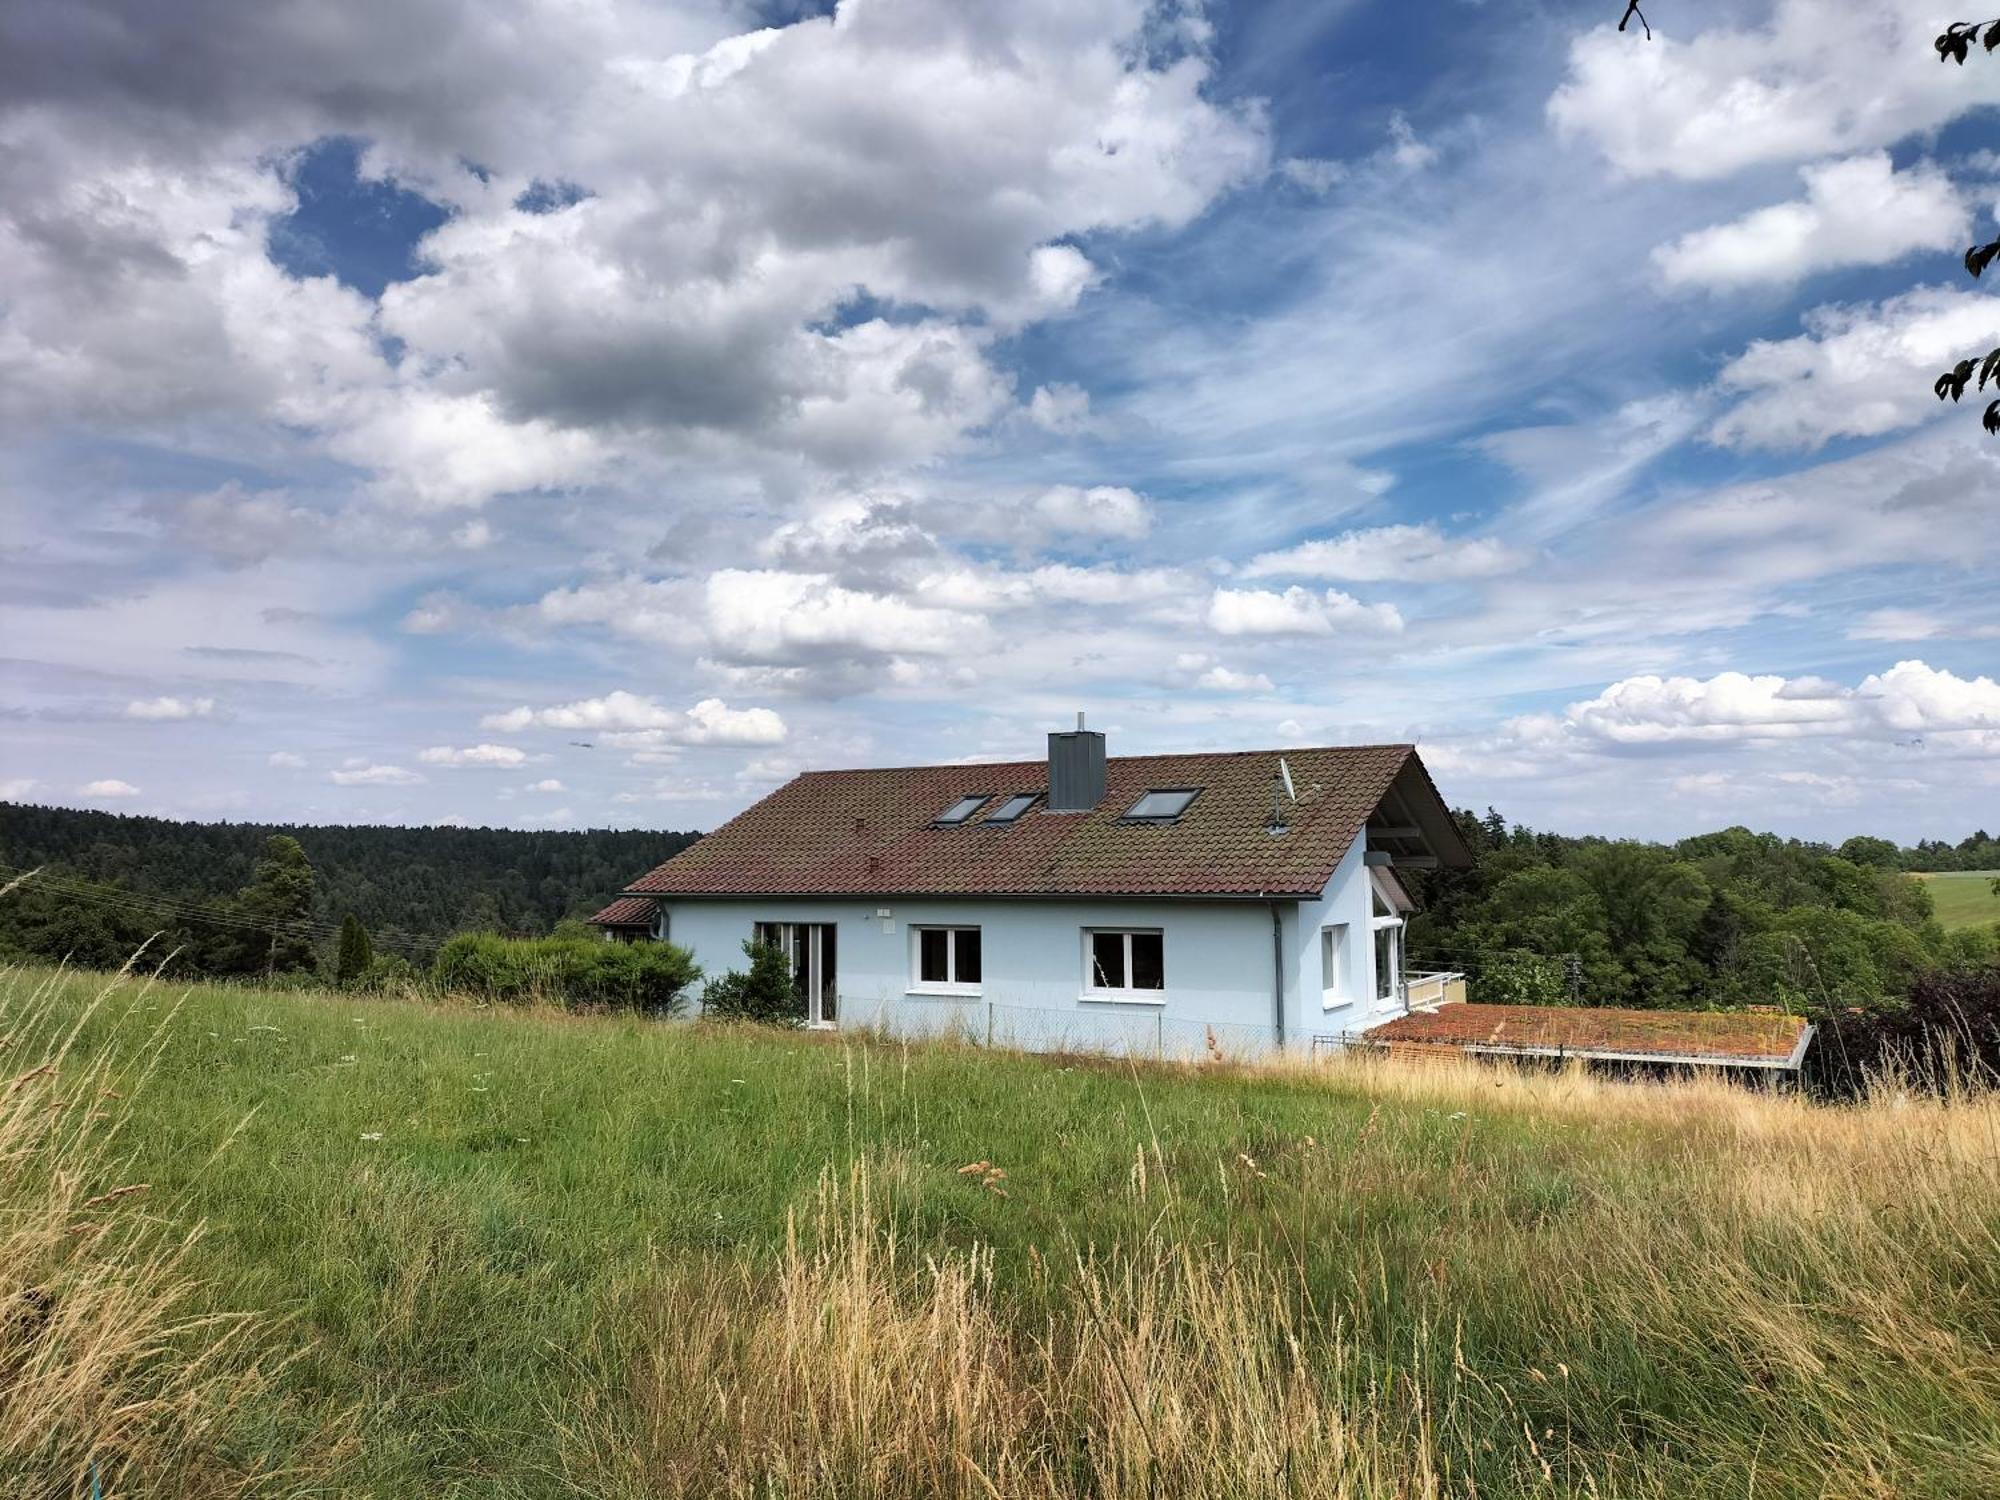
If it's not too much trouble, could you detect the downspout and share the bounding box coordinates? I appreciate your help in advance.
[1269,900,1286,1049]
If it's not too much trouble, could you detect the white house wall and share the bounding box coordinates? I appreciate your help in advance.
[1291,833,1390,1042]
[654,835,1398,1057]
[661,895,1280,1057]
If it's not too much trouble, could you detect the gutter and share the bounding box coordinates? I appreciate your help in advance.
[1269,899,1285,1049]
[626,887,1327,903]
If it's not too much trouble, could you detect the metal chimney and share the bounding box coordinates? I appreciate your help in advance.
[1047,711,1106,812]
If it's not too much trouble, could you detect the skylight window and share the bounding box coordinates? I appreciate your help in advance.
[1123,788,1200,822]
[934,794,990,826]
[983,792,1038,826]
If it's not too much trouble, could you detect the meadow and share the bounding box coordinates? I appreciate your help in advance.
[5,960,2000,1499]
[1917,870,2000,932]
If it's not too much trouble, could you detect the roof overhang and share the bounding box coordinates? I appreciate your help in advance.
[1361,751,1472,874]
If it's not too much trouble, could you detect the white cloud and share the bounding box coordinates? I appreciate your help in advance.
[1026,382,1093,433]
[1277,156,1345,194]
[1025,484,1152,540]
[482,690,786,746]
[0,0,1266,505]
[1511,659,2000,753]
[1174,653,1276,693]
[124,695,217,721]
[78,779,140,798]
[328,764,425,786]
[524,778,566,792]
[1711,286,2000,450]
[1242,523,1526,582]
[1550,0,2000,181]
[1654,154,1967,292]
[1207,585,1403,637]
[1,778,39,800]
[267,751,307,769]
[1848,608,2000,642]
[1384,111,1437,172]
[705,569,986,662]
[419,743,530,768]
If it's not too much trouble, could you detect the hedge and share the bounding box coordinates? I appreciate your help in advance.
[432,933,700,1015]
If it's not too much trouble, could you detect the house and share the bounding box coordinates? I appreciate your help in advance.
[590,718,1472,1056]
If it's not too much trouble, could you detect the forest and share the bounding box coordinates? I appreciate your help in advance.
[1405,812,1998,1012]
[1,799,1994,1011]
[0,801,695,974]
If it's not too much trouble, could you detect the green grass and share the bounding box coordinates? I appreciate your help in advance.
[1919,869,2000,931]
[8,962,2000,1498]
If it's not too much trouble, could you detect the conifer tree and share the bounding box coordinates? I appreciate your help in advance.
[336,913,373,986]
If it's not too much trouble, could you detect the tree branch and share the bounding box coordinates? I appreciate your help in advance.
[1937,20,2000,62]
[1618,1,1651,41]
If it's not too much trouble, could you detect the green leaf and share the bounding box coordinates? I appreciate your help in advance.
[1985,399,2000,435]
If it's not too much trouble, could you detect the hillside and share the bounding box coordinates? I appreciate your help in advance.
[7,963,1998,1498]
[0,801,697,954]
[1919,870,2000,931]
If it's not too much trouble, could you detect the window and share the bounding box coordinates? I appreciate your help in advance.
[983,792,1038,825]
[1122,788,1200,822]
[934,794,989,826]
[1321,923,1350,1006]
[1085,929,1165,997]
[1369,882,1404,1006]
[912,925,981,991]
[1374,922,1400,1002]
[752,921,838,1025]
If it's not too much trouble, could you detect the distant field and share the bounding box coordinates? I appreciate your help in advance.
[1918,869,2000,931]
[6,963,2000,1498]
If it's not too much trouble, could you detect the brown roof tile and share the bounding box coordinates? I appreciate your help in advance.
[1364,1003,1813,1067]
[625,743,1451,899]
[588,895,658,926]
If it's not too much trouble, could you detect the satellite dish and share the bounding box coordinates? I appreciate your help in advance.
[1278,756,1297,804]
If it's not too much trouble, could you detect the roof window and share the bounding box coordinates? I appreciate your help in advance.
[983,792,1038,826]
[933,794,990,826]
[1122,787,1200,823]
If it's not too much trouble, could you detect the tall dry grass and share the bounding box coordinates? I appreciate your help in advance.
[575,1052,2000,1500]
[577,1167,1461,1500]
[0,960,285,1497]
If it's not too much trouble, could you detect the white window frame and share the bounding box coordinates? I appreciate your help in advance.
[1368,867,1412,1007]
[1320,922,1352,1010]
[908,924,982,996]
[1081,927,1166,1005]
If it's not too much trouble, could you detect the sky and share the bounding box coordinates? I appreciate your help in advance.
[2,0,1998,844]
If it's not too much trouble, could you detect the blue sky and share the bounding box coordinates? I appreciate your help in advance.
[2,0,1998,841]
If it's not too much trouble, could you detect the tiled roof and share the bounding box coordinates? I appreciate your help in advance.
[1363,1003,1813,1068]
[626,744,1454,900]
[587,895,658,926]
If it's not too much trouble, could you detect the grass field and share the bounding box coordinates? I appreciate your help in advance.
[6,961,2000,1499]
[1919,869,2000,932]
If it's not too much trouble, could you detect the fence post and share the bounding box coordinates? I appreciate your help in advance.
[1156,1011,1164,1059]
[986,1000,993,1049]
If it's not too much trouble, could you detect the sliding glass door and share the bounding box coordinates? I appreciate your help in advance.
[753,921,838,1026]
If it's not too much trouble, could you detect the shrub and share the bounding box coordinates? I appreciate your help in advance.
[1806,965,2000,1098]
[432,932,700,1015]
[699,940,803,1025]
